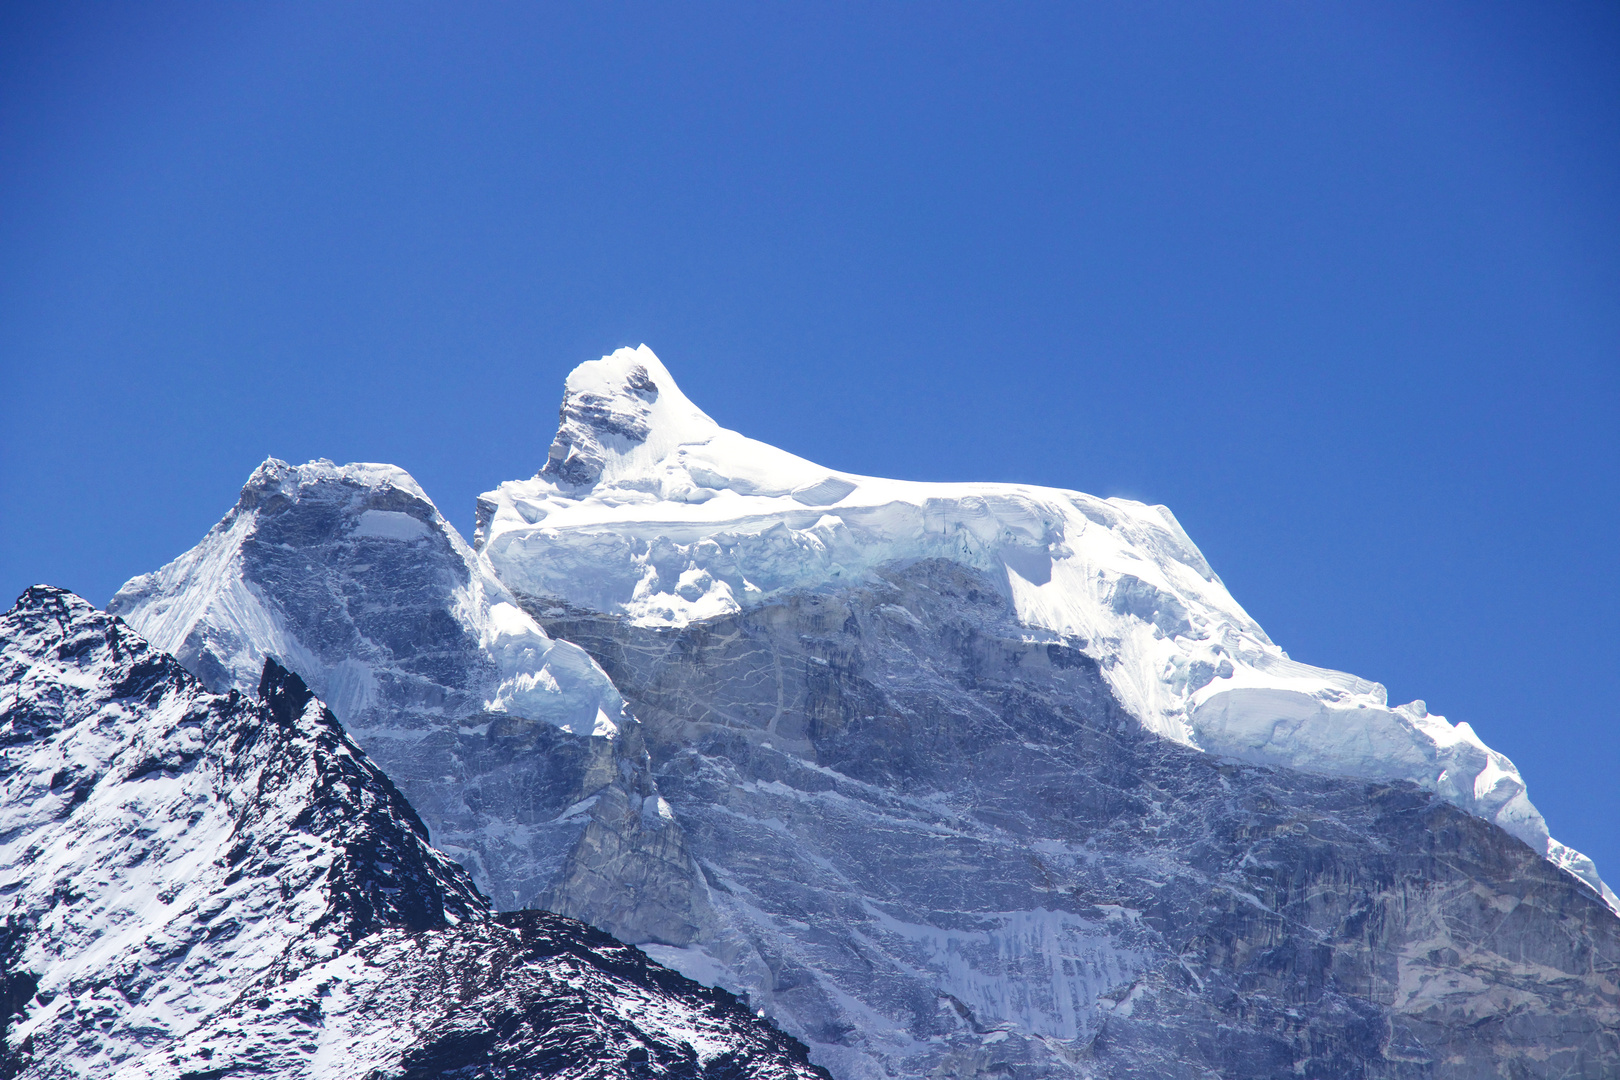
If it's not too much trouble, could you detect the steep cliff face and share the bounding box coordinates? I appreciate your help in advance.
[108,458,705,943]
[535,560,1620,1079]
[0,588,830,1080]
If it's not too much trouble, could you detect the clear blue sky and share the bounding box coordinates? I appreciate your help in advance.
[3,3,1616,876]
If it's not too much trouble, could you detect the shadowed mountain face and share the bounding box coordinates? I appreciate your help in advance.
[529,560,1620,1080]
[0,588,828,1080]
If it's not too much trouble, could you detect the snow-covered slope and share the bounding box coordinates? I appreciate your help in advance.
[0,586,484,1077]
[478,345,1611,907]
[108,459,700,931]
[0,587,831,1080]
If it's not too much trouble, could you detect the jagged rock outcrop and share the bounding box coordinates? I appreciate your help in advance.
[0,587,828,1080]
[124,910,829,1080]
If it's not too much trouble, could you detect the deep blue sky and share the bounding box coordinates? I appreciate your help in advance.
[3,3,1616,875]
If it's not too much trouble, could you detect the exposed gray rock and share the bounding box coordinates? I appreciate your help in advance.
[539,357,661,490]
[529,559,1620,1080]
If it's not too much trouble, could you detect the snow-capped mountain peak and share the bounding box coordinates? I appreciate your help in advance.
[483,345,860,542]
[541,344,723,489]
[478,346,1613,909]
[109,456,707,934]
[112,456,625,740]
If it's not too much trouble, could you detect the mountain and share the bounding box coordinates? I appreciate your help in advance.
[106,346,1620,1078]
[0,587,829,1079]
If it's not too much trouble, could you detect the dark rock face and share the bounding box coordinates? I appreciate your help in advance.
[0,588,827,1080]
[536,360,662,490]
[530,560,1620,1080]
[151,909,831,1080]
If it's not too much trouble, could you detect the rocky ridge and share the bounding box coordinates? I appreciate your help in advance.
[0,587,828,1080]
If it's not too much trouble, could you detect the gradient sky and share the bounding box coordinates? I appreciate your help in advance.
[2,3,1616,876]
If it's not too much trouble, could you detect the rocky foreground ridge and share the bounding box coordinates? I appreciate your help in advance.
[0,587,829,1080]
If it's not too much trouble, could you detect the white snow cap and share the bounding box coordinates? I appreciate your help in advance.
[529,344,835,500]
[478,345,1615,910]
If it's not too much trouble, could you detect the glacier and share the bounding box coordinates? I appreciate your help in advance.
[478,344,1612,908]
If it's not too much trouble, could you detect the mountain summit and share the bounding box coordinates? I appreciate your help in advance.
[538,344,728,490]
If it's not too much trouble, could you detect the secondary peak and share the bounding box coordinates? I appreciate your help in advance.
[540,345,720,489]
